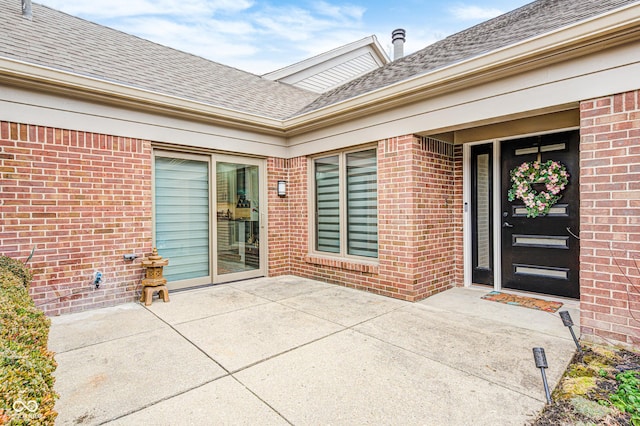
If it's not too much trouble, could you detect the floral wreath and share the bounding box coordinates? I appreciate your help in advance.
[507,160,570,218]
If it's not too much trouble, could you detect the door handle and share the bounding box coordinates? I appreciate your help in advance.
[566,227,580,240]
[502,221,514,228]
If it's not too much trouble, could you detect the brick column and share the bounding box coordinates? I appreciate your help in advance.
[378,136,460,300]
[266,157,303,276]
[580,90,640,346]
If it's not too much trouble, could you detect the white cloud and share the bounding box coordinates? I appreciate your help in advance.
[310,1,365,21]
[33,0,373,73]
[111,16,258,57]
[39,0,254,19]
[251,2,365,42]
[449,5,503,21]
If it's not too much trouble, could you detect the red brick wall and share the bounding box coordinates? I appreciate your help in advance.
[453,145,464,288]
[267,157,291,276]
[580,90,640,346]
[1,120,463,314]
[0,121,152,315]
[269,135,463,301]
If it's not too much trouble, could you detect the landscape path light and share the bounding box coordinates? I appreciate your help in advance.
[533,347,553,404]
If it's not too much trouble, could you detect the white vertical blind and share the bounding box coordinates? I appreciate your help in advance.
[315,156,340,253]
[347,150,378,258]
[155,157,210,281]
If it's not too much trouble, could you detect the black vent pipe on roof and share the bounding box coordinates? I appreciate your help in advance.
[22,0,32,20]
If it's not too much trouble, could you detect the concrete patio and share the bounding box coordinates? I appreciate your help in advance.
[48,276,579,425]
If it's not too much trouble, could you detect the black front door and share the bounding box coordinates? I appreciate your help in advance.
[500,131,580,298]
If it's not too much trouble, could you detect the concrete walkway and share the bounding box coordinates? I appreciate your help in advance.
[49,276,579,425]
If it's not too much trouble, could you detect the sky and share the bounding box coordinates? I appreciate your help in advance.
[35,0,532,75]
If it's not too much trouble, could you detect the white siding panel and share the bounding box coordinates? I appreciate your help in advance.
[296,53,379,93]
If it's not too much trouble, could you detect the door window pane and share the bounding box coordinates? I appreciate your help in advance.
[315,156,340,253]
[475,153,491,269]
[216,162,260,274]
[155,157,210,282]
[347,149,377,258]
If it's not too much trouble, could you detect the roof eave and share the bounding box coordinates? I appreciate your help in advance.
[0,57,287,135]
[282,2,640,135]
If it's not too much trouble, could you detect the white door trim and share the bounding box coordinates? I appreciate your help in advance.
[463,139,499,289]
[492,140,502,292]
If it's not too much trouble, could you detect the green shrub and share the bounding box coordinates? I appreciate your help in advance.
[0,256,33,288]
[610,370,640,425]
[0,257,58,425]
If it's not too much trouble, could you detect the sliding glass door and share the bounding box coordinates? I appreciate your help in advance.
[154,152,265,290]
[215,158,263,281]
[155,153,211,289]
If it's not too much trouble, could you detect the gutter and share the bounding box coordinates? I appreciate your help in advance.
[281,2,640,135]
[0,57,286,135]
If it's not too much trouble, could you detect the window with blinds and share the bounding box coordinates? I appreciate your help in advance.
[347,150,378,258]
[313,148,378,259]
[155,156,210,282]
[315,156,340,253]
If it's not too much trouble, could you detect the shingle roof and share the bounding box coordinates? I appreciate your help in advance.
[295,0,638,116]
[0,0,319,120]
[0,0,636,121]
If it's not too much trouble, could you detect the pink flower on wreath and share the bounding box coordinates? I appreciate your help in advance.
[507,159,570,218]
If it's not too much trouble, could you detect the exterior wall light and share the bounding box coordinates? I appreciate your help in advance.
[277,180,287,197]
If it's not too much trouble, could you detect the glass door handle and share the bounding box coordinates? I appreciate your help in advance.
[502,221,514,228]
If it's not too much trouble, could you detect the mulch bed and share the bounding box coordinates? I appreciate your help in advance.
[532,344,640,425]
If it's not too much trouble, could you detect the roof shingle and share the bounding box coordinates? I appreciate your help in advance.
[295,0,638,116]
[0,0,636,120]
[0,0,319,120]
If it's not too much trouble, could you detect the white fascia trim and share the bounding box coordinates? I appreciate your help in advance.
[0,57,284,132]
[369,35,391,65]
[284,2,640,129]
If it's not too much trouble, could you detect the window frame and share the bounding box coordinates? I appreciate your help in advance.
[309,145,379,262]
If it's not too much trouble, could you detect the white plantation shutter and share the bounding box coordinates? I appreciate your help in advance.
[315,156,340,253]
[155,157,210,281]
[347,150,378,258]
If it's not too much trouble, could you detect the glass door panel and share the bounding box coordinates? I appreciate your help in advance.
[471,144,493,286]
[155,154,211,290]
[216,161,261,279]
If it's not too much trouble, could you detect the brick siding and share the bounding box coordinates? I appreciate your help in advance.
[0,121,152,315]
[580,90,640,346]
[269,135,463,301]
[266,157,292,276]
